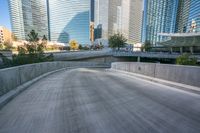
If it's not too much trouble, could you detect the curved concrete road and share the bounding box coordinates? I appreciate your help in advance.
[0,68,200,133]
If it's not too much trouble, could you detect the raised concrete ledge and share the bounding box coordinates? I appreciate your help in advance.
[110,69,200,94]
[111,62,200,89]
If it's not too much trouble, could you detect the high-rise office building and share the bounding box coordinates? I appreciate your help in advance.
[94,0,143,44]
[175,0,190,33]
[8,0,48,40]
[143,0,178,46]
[8,0,25,40]
[47,0,91,44]
[176,0,200,33]
[94,0,109,39]
[127,0,144,43]
[186,0,200,33]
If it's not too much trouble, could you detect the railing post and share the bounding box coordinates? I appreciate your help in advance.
[137,56,141,62]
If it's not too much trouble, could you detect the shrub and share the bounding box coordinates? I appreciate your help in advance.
[176,53,197,66]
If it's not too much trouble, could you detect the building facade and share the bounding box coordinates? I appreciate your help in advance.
[94,0,109,39]
[94,0,143,44]
[143,0,178,46]
[47,0,91,44]
[186,0,200,33]
[0,26,12,44]
[175,0,191,33]
[8,0,25,40]
[8,0,48,40]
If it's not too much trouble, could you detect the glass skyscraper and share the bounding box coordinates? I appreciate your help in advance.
[175,0,190,33]
[143,0,178,46]
[47,0,90,44]
[176,0,200,33]
[8,0,49,40]
[187,0,200,33]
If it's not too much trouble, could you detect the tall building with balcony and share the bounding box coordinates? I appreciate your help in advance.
[142,0,178,46]
[8,0,49,40]
[47,0,91,44]
[8,0,25,40]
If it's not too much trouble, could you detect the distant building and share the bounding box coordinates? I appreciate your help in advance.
[176,0,200,33]
[0,26,12,44]
[142,0,178,46]
[94,0,109,39]
[47,0,91,45]
[94,0,143,44]
[175,0,191,33]
[8,0,49,40]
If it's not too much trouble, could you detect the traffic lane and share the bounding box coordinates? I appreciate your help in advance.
[0,68,200,133]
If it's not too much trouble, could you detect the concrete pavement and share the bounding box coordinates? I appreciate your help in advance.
[0,68,200,133]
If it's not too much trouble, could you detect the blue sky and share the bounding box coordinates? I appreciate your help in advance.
[0,0,11,30]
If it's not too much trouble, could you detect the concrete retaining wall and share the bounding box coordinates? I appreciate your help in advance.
[0,62,110,96]
[111,62,200,87]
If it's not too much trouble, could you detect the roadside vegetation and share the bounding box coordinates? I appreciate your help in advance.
[176,53,198,66]
[0,30,53,68]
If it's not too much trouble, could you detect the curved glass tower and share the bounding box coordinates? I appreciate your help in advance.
[8,0,49,40]
[47,0,90,44]
[8,0,25,40]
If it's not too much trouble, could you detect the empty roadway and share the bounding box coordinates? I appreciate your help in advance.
[0,68,200,133]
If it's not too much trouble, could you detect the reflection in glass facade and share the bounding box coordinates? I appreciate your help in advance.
[187,0,200,33]
[142,0,178,46]
[175,0,190,33]
[47,0,90,44]
[8,0,49,40]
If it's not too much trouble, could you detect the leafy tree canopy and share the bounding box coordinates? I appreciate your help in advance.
[108,33,127,50]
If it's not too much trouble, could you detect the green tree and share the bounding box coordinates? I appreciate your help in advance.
[142,40,151,52]
[176,53,197,66]
[79,44,83,50]
[26,30,45,54]
[109,33,127,50]
[27,30,39,42]
[42,35,48,42]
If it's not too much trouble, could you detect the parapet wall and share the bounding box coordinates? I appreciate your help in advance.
[0,62,110,97]
[111,62,200,87]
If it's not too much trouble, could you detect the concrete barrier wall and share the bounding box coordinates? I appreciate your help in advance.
[0,61,110,96]
[111,62,200,87]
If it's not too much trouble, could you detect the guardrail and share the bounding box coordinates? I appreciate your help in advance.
[0,61,110,97]
[111,62,200,87]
